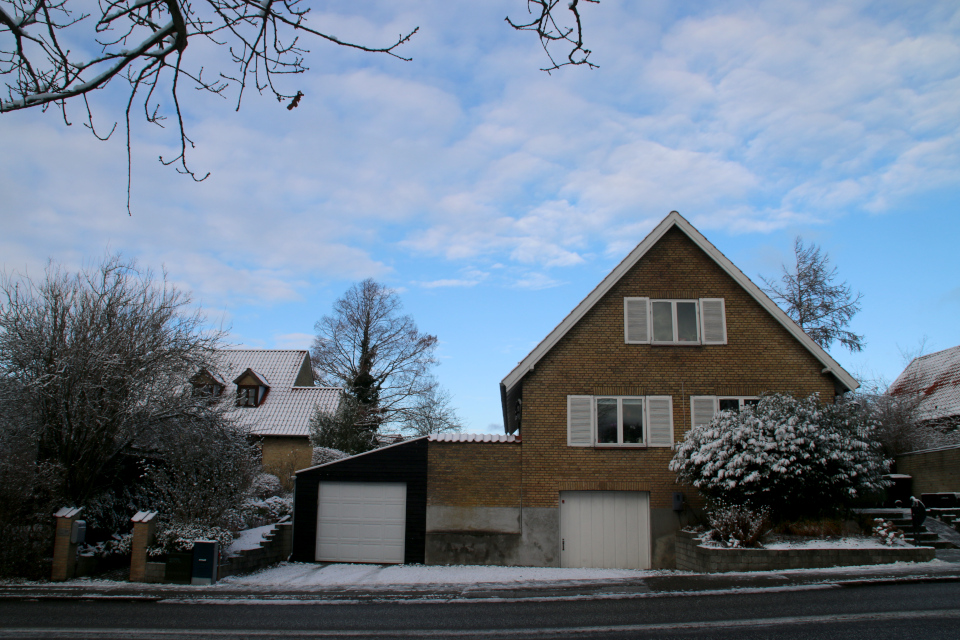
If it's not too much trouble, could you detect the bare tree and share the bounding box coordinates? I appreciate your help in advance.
[312,278,438,438]
[401,382,463,437]
[1,0,598,211]
[761,237,864,353]
[0,255,251,530]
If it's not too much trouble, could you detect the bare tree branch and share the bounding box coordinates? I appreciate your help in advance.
[506,0,598,73]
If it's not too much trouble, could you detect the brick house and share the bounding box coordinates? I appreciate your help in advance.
[192,350,341,484]
[292,211,857,569]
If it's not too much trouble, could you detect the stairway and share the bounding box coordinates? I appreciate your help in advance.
[858,508,958,549]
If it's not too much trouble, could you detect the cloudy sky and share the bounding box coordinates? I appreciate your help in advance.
[2,0,959,433]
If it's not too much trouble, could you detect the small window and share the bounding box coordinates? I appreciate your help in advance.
[651,300,700,344]
[718,396,758,413]
[237,386,258,407]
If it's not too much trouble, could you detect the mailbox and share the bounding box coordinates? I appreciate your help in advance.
[672,492,685,512]
[191,540,219,585]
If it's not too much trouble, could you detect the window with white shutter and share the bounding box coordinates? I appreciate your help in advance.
[699,298,727,344]
[646,396,674,447]
[624,298,650,344]
[691,396,718,428]
[567,396,594,446]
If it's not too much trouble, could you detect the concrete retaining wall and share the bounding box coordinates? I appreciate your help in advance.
[675,530,935,573]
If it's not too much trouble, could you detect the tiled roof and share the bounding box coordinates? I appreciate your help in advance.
[428,433,521,443]
[889,345,960,423]
[213,350,342,437]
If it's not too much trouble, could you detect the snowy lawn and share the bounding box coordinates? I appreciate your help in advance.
[696,534,912,550]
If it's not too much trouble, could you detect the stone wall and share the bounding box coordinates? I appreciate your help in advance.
[675,530,935,573]
[897,444,960,495]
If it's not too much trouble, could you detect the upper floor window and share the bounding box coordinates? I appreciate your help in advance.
[237,386,259,407]
[624,297,727,345]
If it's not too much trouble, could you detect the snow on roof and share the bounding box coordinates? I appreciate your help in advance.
[212,350,342,437]
[428,433,521,443]
[889,345,960,423]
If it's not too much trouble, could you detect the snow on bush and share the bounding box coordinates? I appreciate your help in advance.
[148,521,235,557]
[80,533,132,559]
[704,503,771,548]
[872,518,906,546]
[670,393,890,519]
[250,473,284,500]
[312,446,349,466]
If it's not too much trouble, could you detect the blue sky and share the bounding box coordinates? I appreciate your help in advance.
[2,0,959,433]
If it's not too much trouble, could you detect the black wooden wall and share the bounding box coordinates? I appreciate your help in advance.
[291,437,429,564]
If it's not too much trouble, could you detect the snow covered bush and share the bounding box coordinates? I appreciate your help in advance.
[249,473,284,500]
[148,521,235,557]
[704,503,771,548]
[312,446,349,466]
[80,533,133,559]
[872,518,906,546]
[670,393,890,520]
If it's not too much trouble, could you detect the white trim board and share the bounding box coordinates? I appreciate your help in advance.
[500,211,858,395]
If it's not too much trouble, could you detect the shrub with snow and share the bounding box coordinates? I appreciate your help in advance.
[704,503,771,548]
[312,446,349,466]
[148,521,235,557]
[872,518,906,546]
[249,473,284,500]
[80,532,133,559]
[670,393,890,519]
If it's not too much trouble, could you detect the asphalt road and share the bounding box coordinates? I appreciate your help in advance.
[1,581,959,639]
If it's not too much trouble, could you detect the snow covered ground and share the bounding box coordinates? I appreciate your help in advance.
[225,524,275,556]
[219,562,658,588]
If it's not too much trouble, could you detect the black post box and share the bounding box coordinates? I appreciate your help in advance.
[191,540,219,586]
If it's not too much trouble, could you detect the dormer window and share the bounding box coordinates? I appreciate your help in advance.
[232,368,270,408]
[190,369,225,398]
[235,387,253,407]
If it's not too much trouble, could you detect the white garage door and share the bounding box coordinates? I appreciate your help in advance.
[317,482,406,563]
[560,491,651,569]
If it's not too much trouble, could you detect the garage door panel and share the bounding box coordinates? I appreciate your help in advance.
[317,482,406,564]
[560,491,650,570]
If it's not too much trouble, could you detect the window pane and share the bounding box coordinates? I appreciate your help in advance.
[622,399,644,443]
[719,398,740,413]
[652,301,674,342]
[676,302,698,342]
[597,399,618,443]
[743,398,759,410]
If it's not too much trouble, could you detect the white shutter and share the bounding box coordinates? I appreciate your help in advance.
[624,298,650,344]
[691,396,718,428]
[699,298,727,345]
[567,396,594,447]
[646,396,673,447]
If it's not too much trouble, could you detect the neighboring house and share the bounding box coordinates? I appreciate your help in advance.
[889,345,960,439]
[191,349,341,484]
[291,211,857,569]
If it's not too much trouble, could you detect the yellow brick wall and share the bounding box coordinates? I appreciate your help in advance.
[519,226,837,509]
[428,442,522,508]
[261,436,313,490]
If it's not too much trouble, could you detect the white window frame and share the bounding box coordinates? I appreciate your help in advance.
[595,396,646,447]
[718,396,758,413]
[567,395,674,448]
[690,395,758,428]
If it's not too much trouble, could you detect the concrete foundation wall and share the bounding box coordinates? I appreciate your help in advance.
[427,506,521,534]
[425,507,559,567]
[897,445,960,495]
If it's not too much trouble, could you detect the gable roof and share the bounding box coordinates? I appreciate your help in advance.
[500,211,858,396]
[889,345,960,423]
[213,349,342,437]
